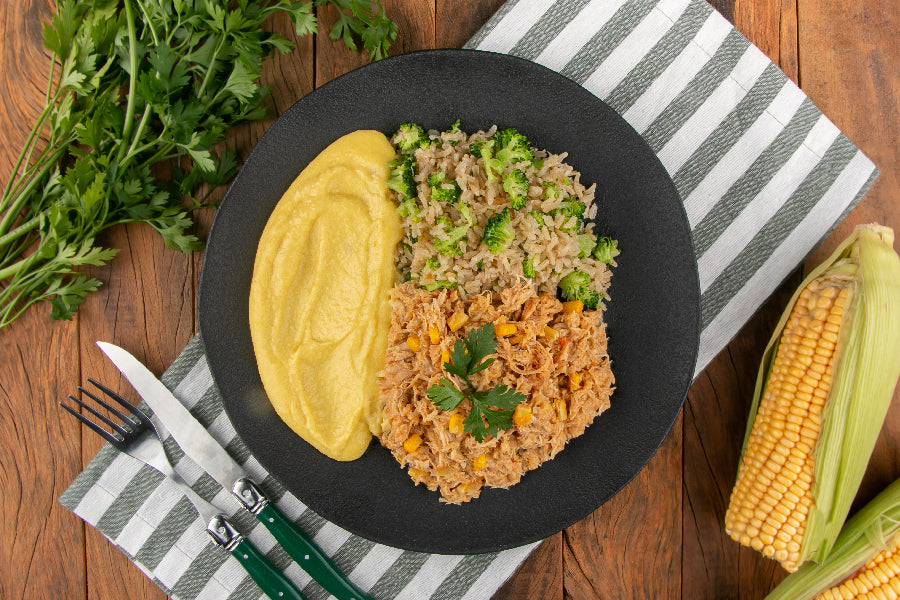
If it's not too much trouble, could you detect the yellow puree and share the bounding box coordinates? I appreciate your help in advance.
[248,130,400,461]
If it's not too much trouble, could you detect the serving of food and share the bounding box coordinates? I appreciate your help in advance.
[199,47,699,553]
[249,122,619,503]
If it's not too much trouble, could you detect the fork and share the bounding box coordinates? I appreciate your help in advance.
[61,379,307,600]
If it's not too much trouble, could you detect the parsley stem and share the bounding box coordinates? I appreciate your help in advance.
[0,97,58,211]
[117,0,140,165]
[0,220,40,257]
[196,34,226,102]
[0,144,69,237]
[119,105,153,170]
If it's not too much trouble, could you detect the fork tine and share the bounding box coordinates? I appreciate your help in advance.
[60,401,125,449]
[75,387,132,429]
[67,393,131,438]
[87,378,154,431]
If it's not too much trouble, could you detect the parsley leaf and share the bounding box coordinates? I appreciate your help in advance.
[0,0,398,329]
[426,378,465,411]
[427,324,527,442]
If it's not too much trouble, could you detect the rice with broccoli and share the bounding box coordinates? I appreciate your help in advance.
[387,122,618,306]
[378,122,619,503]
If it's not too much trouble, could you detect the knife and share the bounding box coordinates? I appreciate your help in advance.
[98,342,374,600]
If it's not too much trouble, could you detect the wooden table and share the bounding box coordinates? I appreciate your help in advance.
[1,1,897,598]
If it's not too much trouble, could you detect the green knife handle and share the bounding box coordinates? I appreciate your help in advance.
[207,515,307,600]
[231,539,308,600]
[232,478,373,600]
[257,503,374,600]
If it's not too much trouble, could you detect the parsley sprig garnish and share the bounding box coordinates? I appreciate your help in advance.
[426,323,527,442]
[0,0,397,328]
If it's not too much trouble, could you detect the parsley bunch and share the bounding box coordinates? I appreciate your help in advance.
[426,324,527,442]
[0,0,396,328]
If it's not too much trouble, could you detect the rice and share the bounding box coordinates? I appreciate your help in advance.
[393,126,614,302]
[377,124,617,503]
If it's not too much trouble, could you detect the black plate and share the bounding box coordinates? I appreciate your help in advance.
[199,49,699,555]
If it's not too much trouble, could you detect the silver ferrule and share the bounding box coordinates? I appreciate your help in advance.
[232,478,269,514]
[207,515,242,551]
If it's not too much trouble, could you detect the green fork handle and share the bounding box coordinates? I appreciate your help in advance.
[207,514,307,600]
[256,503,374,600]
[231,538,308,600]
[232,478,373,600]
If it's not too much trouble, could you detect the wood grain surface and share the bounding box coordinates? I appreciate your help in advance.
[0,1,897,599]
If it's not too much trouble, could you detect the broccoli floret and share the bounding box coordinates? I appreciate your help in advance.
[494,128,534,166]
[543,181,560,199]
[576,233,597,258]
[422,279,458,291]
[387,155,416,199]
[387,155,419,221]
[433,217,470,256]
[592,237,620,265]
[529,210,546,228]
[446,119,461,135]
[476,259,484,270]
[502,168,529,210]
[392,123,426,152]
[523,256,536,279]
[427,171,462,203]
[425,256,441,270]
[396,199,420,221]
[553,199,586,231]
[558,270,601,310]
[470,140,503,181]
[482,207,514,254]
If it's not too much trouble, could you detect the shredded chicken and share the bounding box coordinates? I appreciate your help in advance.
[378,281,614,504]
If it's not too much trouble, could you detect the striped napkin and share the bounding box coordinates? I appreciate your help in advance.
[60,0,878,598]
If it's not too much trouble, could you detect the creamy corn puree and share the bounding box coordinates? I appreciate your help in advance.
[249,130,401,461]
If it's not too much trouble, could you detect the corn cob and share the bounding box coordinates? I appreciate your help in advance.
[764,479,900,600]
[725,223,900,572]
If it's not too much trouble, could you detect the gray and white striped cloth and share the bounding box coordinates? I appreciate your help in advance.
[60,0,878,598]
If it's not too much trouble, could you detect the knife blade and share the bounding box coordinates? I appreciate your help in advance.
[98,342,374,600]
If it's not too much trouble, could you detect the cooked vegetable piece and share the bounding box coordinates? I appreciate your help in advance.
[392,123,426,151]
[764,479,900,600]
[387,155,416,197]
[502,169,529,210]
[558,270,600,310]
[725,223,900,572]
[482,207,514,254]
[592,237,620,264]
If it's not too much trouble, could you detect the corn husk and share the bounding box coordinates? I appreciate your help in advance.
[739,223,900,568]
[765,479,900,600]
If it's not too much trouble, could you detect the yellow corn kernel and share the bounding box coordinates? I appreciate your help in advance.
[513,404,532,427]
[406,335,421,352]
[725,224,900,574]
[509,335,524,345]
[555,398,568,421]
[568,371,582,391]
[448,311,469,332]
[408,468,425,479]
[543,325,558,341]
[441,350,451,367]
[494,322,517,337]
[448,413,465,434]
[561,300,583,314]
[428,325,440,344]
[403,434,423,453]
[473,454,487,470]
